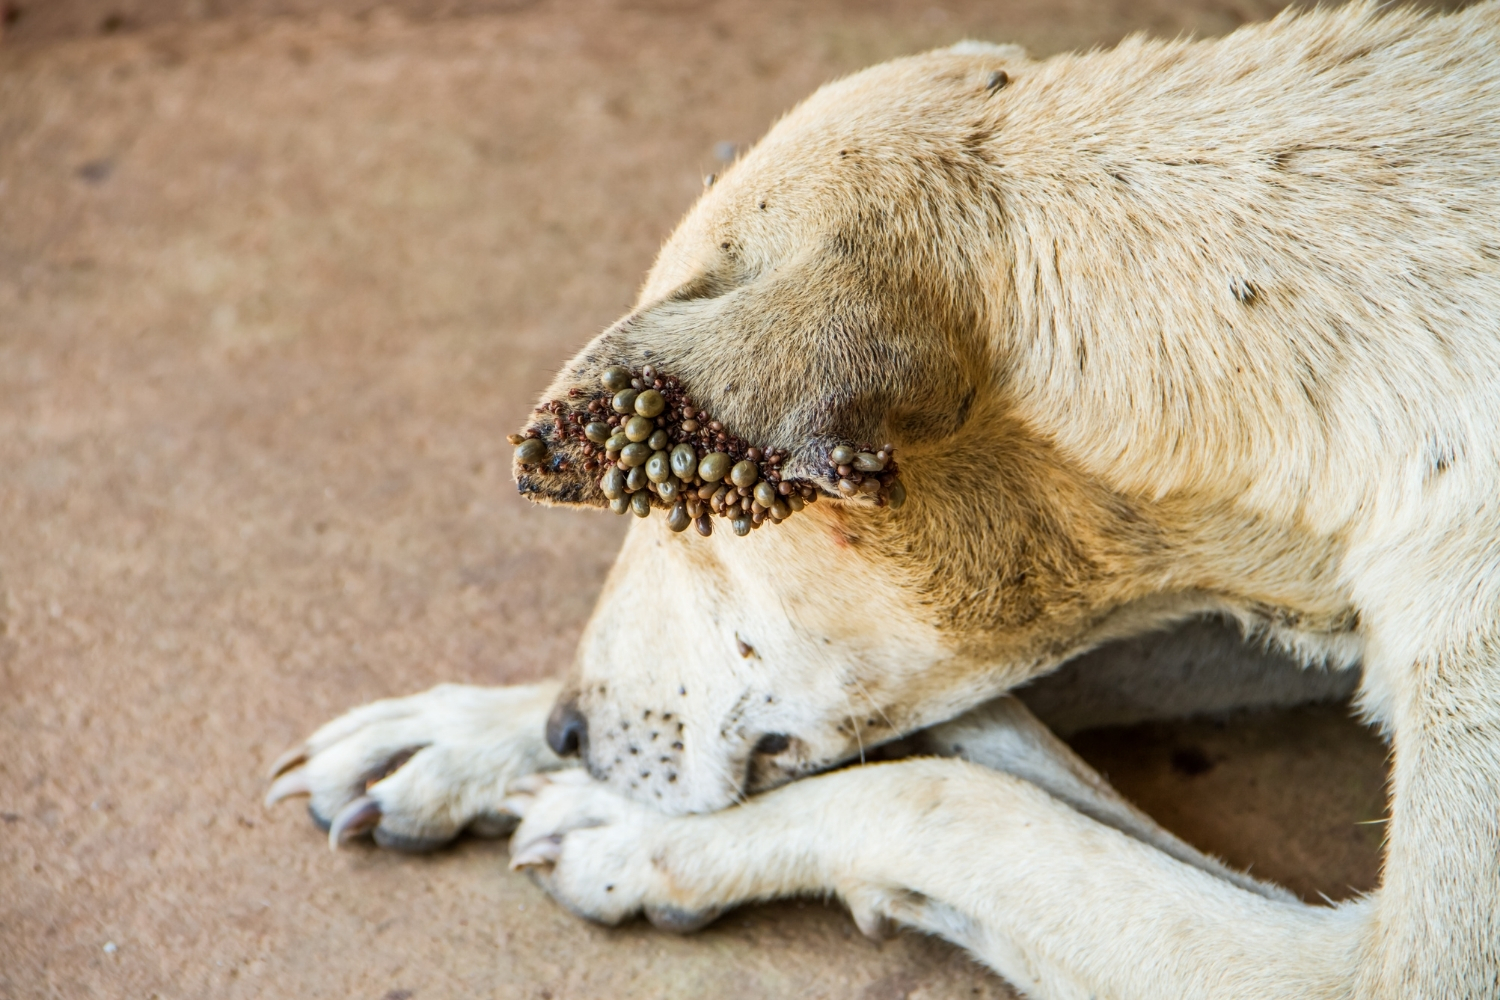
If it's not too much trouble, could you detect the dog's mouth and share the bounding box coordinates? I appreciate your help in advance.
[511,363,906,536]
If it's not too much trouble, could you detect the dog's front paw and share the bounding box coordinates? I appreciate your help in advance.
[504,770,724,932]
[265,682,569,852]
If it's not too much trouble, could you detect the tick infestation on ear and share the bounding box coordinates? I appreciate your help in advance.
[510,365,905,536]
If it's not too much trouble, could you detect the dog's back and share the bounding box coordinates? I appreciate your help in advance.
[986,1,1500,535]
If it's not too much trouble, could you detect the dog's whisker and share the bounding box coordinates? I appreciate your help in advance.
[849,674,901,744]
[840,688,866,766]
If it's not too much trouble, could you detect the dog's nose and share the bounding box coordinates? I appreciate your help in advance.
[546,698,589,757]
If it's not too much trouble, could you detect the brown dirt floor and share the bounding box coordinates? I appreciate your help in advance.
[0,1,1412,997]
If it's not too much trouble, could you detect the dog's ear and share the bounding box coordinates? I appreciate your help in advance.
[512,249,985,511]
[514,78,1002,514]
[643,253,987,491]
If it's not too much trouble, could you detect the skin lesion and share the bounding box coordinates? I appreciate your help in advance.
[511,362,906,537]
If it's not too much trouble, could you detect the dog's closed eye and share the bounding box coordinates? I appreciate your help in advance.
[753,733,792,756]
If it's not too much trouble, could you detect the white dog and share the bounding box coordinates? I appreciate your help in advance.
[269,3,1500,996]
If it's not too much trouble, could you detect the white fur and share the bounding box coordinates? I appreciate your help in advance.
[275,4,1500,995]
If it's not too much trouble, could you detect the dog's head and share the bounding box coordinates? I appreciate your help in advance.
[511,45,1152,812]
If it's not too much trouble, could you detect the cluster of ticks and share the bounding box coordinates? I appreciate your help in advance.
[511,365,906,536]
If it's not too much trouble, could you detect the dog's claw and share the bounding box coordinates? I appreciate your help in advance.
[502,772,554,819]
[264,770,312,809]
[847,890,898,941]
[268,745,308,780]
[509,833,563,870]
[853,908,896,942]
[507,773,553,796]
[328,795,382,850]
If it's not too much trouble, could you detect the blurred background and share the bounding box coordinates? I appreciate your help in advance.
[0,2,1405,997]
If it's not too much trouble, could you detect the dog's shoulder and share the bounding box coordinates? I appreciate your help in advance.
[956,2,1500,529]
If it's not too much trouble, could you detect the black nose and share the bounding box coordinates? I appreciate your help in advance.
[546,698,588,758]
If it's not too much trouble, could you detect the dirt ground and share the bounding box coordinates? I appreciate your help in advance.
[0,1,1399,997]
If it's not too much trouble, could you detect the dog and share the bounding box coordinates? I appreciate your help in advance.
[266,3,1500,995]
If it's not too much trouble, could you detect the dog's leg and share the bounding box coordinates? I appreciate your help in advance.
[1353,625,1500,996]
[907,696,1292,899]
[507,760,1365,999]
[264,681,575,851]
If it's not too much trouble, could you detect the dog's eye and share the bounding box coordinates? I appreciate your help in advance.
[753,733,792,756]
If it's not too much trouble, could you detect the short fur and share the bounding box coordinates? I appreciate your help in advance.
[270,4,1500,996]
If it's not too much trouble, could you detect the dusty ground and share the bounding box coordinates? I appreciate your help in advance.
[0,1,1399,997]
